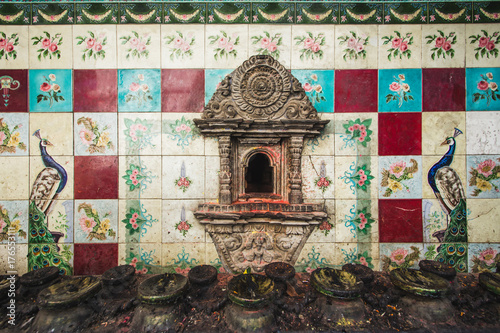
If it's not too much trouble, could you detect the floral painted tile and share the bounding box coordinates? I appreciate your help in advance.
[302,156,335,200]
[383,3,428,24]
[119,243,162,275]
[421,24,466,68]
[73,70,117,112]
[73,25,117,69]
[295,244,335,273]
[466,24,500,68]
[422,155,467,201]
[422,68,466,112]
[335,199,378,243]
[378,112,422,156]
[30,155,74,201]
[296,3,339,25]
[74,199,117,243]
[421,112,466,156]
[118,69,161,112]
[165,3,207,24]
[379,243,423,272]
[0,157,29,200]
[429,2,472,24]
[466,67,500,111]
[162,243,205,272]
[335,25,378,69]
[334,113,378,156]
[38,199,74,244]
[120,3,161,24]
[205,155,220,200]
[0,26,28,69]
[0,70,28,112]
[0,113,28,156]
[162,69,204,113]
[469,243,500,273]
[468,198,500,243]
[119,199,161,244]
[119,113,161,156]
[379,156,422,199]
[74,156,118,200]
[303,113,334,156]
[423,199,449,243]
[379,199,423,243]
[117,25,161,69]
[0,200,28,244]
[249,25,291,68]
[204,69,232,105]
[0,3,31,25]
[467,155,500,198]
[335,155,378,200]
[252,3,293,24]
[74,113,117,156]
[29,70,72,112]
[337,243,379,270]
[119,156,161,199]
[29,113,73,156]
[466,111,500,155]
[378,69,422,112]
[32,4,74,25]
[291,25,335,70]
[162,113,203,156]
[334,69,378,113]
[75,3,119,25]
[74,243,117,275]
[308,199,335,243]
[339,3,383,25]
[473,3,500,24]
[162,156,205,200]
[291,70,334,113]
[378,25,422,69]
[162,200,204,242]
[28,25,72,69]
[205,25,248,69]
[161,24,205,69]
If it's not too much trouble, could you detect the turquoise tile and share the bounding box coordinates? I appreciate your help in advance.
[29,69,73,112]
[379,68,422,112]
[291,70,334,113]
[466,68,500,111]
[118,69,161,112]
[204,69,232,105]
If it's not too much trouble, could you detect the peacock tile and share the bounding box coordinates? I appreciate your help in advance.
[204,69,232,105]
[0,26,29,69]
[291,25,335,70]
[0,3,31,25]
[0,113,28,156]
[335,25,378,70]
[74,199,118,244]
[378,156,422,199]
[39,199,74,244]
[204,155,220,200]
[165,3,207,24]
[0,244,28,275]
[0,200,28,244]
[466,111,500,154]
[334,113,378,157]
[118,69,161,113]
[76,3,118,25]
[335,155,378,200]
[74,112,117,156]
[302,155,335,200]
[468,243,500,273]
[161,25,205,69]
[465,24,500,68]
[334,69,378,113]
[162,156,205,199]
[422,68,466,112]
[162,199,204,243]
[378,25,422,69]
[118,199,162,244]
[162,113,204,156]
[161,243,205,272]
[466,67,500,111]
[30,155,74,200]
[473,2,500,24]
[339,3,383,25]
[429,2,473,24]
[73,69,118,112]
[295,243,335,273]
[291,70,334,113]
[296,3,339,25]
[119,243,162,275]
[250,25,291,68]
[378,199,423,243]
[74,156,118,200]
[336,242,379,270]
[378,112,422,156]
[27,243,73,275]
[308,199,335,244]
[467,155,500,199]
[73,243,117,275]
[422,112,466,156]
[383,3,427,24]
[117,25,161,69]
[378,69,422,112]
[302,113,334,156]
[423,199,449,243]
[379,243,423,272]
[29,113,73,156]
[32,4,74,25]
[468,199,500,243]
[29,69,72,113]
[118,113,162,156]
[0,157,29,200]
[28,25,72,69]
[119,156,162,199]
[335,199,378,244]
[161,69,205,113]
[0,70,28,112]
[252,3,294,24]
[73,25,117,69]
[120,3,161,25]
[205,25,249,69]
[422,155,466,200]
[421,24,466,69]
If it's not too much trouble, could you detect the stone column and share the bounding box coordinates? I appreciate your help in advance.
[218,136,232,204]
[289,136,303,204]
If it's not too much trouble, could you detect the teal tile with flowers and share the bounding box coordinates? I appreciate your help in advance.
[0,113,28,156]
[378,69,422,112]
[378,156,422,199]
[118,69,161,112]
[466,68,500,111]
[291,70,334,113]
[29,69,72,112]
[467,155,500,198]
[204,69,232,105]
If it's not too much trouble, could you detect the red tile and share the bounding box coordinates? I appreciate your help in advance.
[162,69,204,112]
[74,156,118,199]
[378,113,421,156]
[423,68,465,111]
[0,70,27,112]
[379,199,423,243]
[74,243,118,275]
[74,70,117,112]
[334,69,378,113]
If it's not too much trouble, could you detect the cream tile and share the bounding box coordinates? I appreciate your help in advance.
[119,113,162,156]
[73,25,117,69]
[0,157,29,200]
[468,199,500,243]
[206,241,225,273]
[29,113,73,156]
[466,24,500,68]
[422,198,448,243]
[291,25,335,69]
[119,243,162,274]
[118,199,162,244]
[0,244,28,275]
[0,200,28,244]
[421,112,466,156]
[334,113,378,156]
[162,156,205,199]
[119,156,162,200]
[303,113,334,156]
[117,25,161,69]
[302,155,335,200]
[74,113,117,156]
[335,25,378,69]
[336,242,379,269]
[335,199,378,244]
[162,113,204,156]
[29,25,73,69]
[295,243,335,272]
[204,137,219,156]
[422,24,466,68]
[205,155,220,200]
[42,199,74,243]
[74,199,118,243]
[335,156,378,200]
[205,25,249,69]
[308,199,335,243]
[466,111,500,154]
[162,199,205,243]
[30,156,74,200]
[0,26,29,69]
[378,25,422,69]
[249,25,292,68]
[161,242,206,269]
[422,154,466,199]
[161,24,205,69]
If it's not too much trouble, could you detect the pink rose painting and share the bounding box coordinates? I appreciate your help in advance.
[338,31,369,61]
[382,31,413,61]
[425,30,457,60]
[120,31,151,59]
[208,31,239,60]
[36,74,65,108]
[0,32,19,60]
[295,32,325,61]
[252,31,282,59]
[32,31,63,61]
[469,30,499,59]
[472,72,500,106]
[391,248,408,265]
[469,157,500,196]
[76,31,107,61]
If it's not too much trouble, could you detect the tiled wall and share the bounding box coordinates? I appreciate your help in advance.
[1,1,500,276]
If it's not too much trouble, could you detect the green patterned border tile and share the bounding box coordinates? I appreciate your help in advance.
[384,3,428,24]
[340,3,383,24]
[208,3,250,24]
[164,3,206,24]
[296,3,339,24]
[120,2,162,24]
[429,2,473,24]
[76,3,118,24]
[32,3,74,25]
[252,3,295,24]
[0,3,30,25]
[473,2,500,23]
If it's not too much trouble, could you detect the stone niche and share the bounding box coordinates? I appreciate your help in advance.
[194,55,330,274]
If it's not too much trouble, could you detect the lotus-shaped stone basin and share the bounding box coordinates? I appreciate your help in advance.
[37,276,101,309]
[479,272,500,296]
[390,268,450,298]
[228,273,276,308]
[311,268,363,299]
[138,273,188,305]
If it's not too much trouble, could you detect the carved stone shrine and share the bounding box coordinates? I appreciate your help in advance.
[194,55,330,274]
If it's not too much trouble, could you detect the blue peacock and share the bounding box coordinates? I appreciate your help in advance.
[28,130,72,275]
[427,128,467,272]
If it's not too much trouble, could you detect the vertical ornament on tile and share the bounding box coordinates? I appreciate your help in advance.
[175,206,192,237]
[164,116,200,151]
[0,76,20,107]
[175,162,192,193]
[341,118,373,149]
[295,246,330,273]
[315,160,332,193]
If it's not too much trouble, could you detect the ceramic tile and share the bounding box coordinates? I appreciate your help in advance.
[205,155,220,200]
[291,70,334,113]
[291,25,335,70]
[204,69,232,105]
[73,243,117,275]
[30,155,74,200]
[302,155,335,200]
[466,111,500,154]
[429,2,473,24]
[473,3,500,24]
[119,243,162,275]
[205,25,249,69]
[378,25,422,69]
[296,3,339,25]
[334,69,378,113]
[252,3,293,24]
[0,200,28,244]
[38,199,74,244]
[162,156,205,199]
[74,156,118,200]
[28,25,72,69]
[303,113,334,156]
[73,25,117,69]
[0,244,28,275]
[422,155,467,200]
[295,243,335,273]
[75,3,119,25]
[334,113,378,156]
[378,69,422,112]
[466,24,500,68]
[421,24,466,68]
[423,198,449,243]
[335,199,378,243]
[162,113,204,156]
[118,69,161,113]
[340,3,383,25]
[0,3,31,25]
[383,3,428,24]
[335,25,378,69]
[117,25,161,69]
[32,4,74,25]
[467,155,500,198]
[422,112,466,156]
[74,69,118,112]
[249,25,291,68]
[161,24,205,69]
[468,199,500,243]
[120,3,162,25]
[119,113,162,156]
[378,199,423,243]
[0,113,28,156]
[335,156,378,200]
[165,3,207,24]
[0,26,29,69]
[378,156,422,199]
[378,112,422,156]
[162,199,204,243]
[161,69,204,113]
[161,243,206,271]
[466,67,500,111]
[379,243,423,271]
[336,242,379,270]
[74,112,117,156]
[308,199,335,243]
[27,242,74,275]
[0,157,29,200]
[204,137,219,156]
[29,113,73,156]
[74,199,117,244]
[422,68,466,111]
[118,199,162,244]
[119,156,162,199]
[206,242,225,273]
[0,70,28,112]
[29,69,72,112]
[468,243,500,273]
